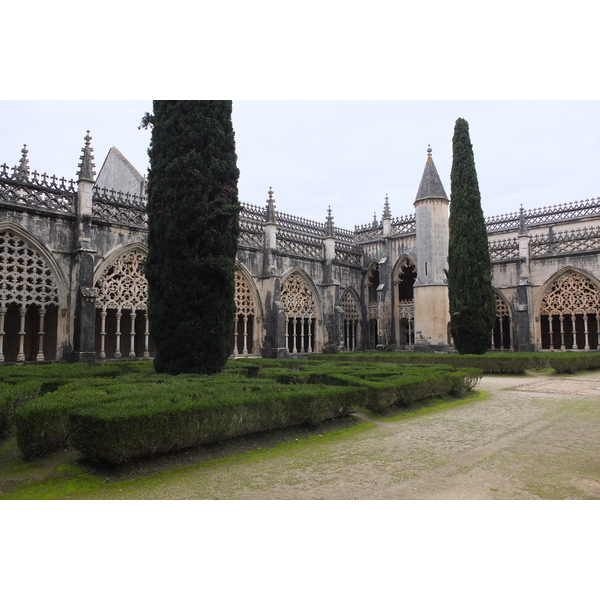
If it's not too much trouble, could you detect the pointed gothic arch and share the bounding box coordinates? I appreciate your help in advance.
[490,291,513,350]
[281,269,320,353]
[231,265,261,356]
[538,268,600,350]
[340,287,361,351]
[93,245,152,359]
[0,226,64,362]
[393,255,417,349]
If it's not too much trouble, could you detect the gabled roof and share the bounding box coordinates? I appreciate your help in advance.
[96,147,145,197]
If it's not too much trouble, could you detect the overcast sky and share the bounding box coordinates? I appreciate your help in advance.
[1,100,599,231]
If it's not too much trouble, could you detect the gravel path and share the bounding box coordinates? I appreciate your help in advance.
[79,371,600,500]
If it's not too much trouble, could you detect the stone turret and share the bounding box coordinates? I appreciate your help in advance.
[412,145,451,351]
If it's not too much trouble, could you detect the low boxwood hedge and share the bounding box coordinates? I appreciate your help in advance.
[310,352,600,374]
[66,364,481,464]
[0,380,44,440]
[68,383,364,464]
[10,358,481,464]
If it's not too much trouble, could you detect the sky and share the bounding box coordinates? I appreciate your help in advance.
[1,100,600,231]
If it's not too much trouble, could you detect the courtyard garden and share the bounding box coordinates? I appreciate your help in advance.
[2,351,600,499]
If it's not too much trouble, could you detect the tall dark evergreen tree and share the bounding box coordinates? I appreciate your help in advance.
[447,118,496,354]
[144,101,240,374]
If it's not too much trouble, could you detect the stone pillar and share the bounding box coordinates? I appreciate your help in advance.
[259,188,288,358]
[376,255,394,349]
[514,208,535,351]
[321,207,343,353]
[261,283,288,359]
[263,187,278,277]
[67,131,98,365]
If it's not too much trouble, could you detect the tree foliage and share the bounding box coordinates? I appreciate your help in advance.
[144,101,240,374]
[447,118,496,354]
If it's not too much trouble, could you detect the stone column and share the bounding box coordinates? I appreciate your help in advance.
[321,207,343,353]
[514,208,535,351]
[67,131,98,365]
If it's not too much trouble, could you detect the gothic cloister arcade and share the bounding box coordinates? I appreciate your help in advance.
[94,247,153,360]
[491,292,512,351]
[281,270,319,353]
[538,269,600,351]
[231,267,260,356]
[395,256,417,350]
[340,288,361,351]
[0,228,63,362]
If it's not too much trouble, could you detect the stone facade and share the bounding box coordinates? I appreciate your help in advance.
[1,132,600,364]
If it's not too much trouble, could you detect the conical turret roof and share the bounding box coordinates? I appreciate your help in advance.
[415,145,448,202]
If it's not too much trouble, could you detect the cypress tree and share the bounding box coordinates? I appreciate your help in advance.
[447,117,496,354]
[143,101,240,374]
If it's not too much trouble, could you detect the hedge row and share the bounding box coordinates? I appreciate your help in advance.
[12,360,481,464]
[0,380,43,439]
[310,352,600,374]
[68,365,481,464]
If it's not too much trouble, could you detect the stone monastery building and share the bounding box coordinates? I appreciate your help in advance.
[2,132,600,364]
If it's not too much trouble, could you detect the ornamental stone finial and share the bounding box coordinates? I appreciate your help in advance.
[427,145,432,159]
[325,205,334,237]
[266,186,277,224]
[16,144,30,182]
[382,193,391,220]
[77,130,96,182]
[519,204,528,235]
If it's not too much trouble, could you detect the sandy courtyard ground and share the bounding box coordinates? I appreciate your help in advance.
[88,371,600,500]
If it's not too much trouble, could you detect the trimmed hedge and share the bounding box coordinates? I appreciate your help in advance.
[8,352,600,464]
[15,384,114,460]
[0,380,43,439]
[66,363,481,464]
[9,359,481,464]
[310,352,600,375]
[68,383,363,464]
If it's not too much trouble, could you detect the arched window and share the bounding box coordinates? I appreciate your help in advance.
[0,230,60,362]
[340,289,360,351]
[231,270,258,355]
[540,270,600,350]
[396,257,416,349]
[281,272,317,353]
[94,249,152,359]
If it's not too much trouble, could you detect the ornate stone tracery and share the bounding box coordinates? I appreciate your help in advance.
[491,293,512,350]
[281,272,317,353]
[341,288,360,351]
[95,249,148,312]
[540,270,600,350]
[281,272,317,318]
[0,230,60,362]
[540,271,600,316]
[0,230,59,309]
[232,270,258,355]
[235,270,257,317]
[94,249,149,359]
